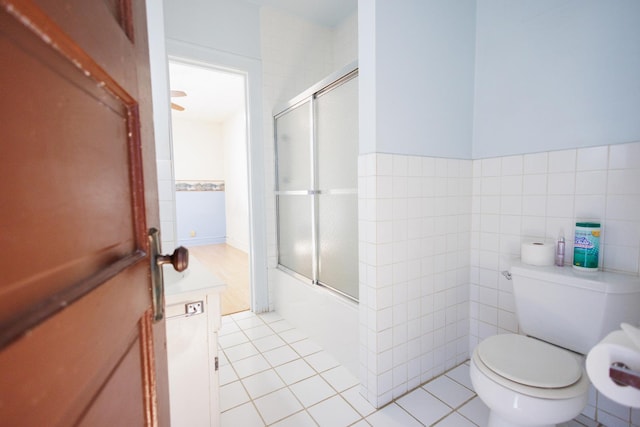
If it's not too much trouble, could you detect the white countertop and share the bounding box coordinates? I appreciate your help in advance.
[164,254,226,299]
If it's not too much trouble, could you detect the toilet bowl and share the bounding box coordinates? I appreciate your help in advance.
[470,334,589,427]
[470,261,640,427]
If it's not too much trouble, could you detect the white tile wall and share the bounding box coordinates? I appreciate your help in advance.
[469,141,640,426]
[359,142,640,421]
[359,153,472,408]
[470,142,640,351]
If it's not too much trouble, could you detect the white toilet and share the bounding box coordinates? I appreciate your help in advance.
[470,261,640,427]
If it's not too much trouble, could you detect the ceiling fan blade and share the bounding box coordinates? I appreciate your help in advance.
[171,102,185,111]
[170,90,187,98]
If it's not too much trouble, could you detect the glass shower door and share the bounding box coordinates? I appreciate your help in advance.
[316,76,358,299]
[275,100,314,280]
[274,69,359,301]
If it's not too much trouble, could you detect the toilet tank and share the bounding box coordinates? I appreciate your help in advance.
[510,261,640,355]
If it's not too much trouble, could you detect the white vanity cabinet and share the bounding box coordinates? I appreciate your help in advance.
[164,256,225,427]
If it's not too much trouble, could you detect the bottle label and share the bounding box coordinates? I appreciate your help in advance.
[573,227,599,269]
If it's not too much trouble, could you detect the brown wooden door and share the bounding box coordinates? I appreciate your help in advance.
[0,0,170,425]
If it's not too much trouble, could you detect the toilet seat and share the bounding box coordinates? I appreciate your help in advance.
[478,334,582,388]
[472,334,590,400]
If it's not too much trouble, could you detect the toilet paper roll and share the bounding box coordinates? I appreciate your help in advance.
[621,323,640,350]
[586,330,640,408]
[521,242,555,266]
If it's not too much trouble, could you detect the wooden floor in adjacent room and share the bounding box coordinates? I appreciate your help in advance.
[188,244,250,316]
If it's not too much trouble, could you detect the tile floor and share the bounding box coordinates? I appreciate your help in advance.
[218,310,600,427]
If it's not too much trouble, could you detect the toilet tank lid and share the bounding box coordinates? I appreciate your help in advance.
[511,261,640,294]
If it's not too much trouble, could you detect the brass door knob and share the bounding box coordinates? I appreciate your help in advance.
[148,228,189,321]
[157,246,189,272]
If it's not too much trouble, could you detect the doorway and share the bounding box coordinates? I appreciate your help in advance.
[168,60,251,315]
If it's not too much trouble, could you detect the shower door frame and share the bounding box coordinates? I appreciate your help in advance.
[274,63,358,302]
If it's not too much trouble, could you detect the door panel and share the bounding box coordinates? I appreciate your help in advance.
[1,10,138,330]
[275,100,314,278]
[0,0,168,425]
[76,338,146,427]
[316,76,358,298]
[0,266,149,425]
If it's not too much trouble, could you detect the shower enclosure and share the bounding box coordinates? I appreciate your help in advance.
[274,67,358,301]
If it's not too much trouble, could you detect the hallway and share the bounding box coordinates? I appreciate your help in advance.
[189,244,250,315]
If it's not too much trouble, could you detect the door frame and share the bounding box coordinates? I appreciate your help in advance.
[161,39,269,313]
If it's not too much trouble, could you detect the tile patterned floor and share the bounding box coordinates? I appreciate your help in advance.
[219,311,600,427]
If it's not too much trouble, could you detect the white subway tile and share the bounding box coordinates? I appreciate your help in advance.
[609,141,640,170]
[500,175,523,195]
[603,244,640,274]
[481,196,501,215]
[159,200,174,222]
[377,154,393,176]
[577,146,609,171]
[607,169,640,195]
[436,158,448,177]
[501,196,523,216]
[422,157,436,176]
[478,304,498,325]
[472,159,482,178]
[435,178,448,197]
[604,220,640,248]
[499,215,521,235]
[481,158,501,177]
[523,152,548,174]
[522,195,547,217]
[479,250,499,270]
[447,158,460,177]
[392,177,408,199]
[407,157,422,177]
[545,218,574,244]
[547,172,576,195]
[481,176,501,195]
[478,267,499,288]
[549,149,577,173]
[499,234,521,256]
[498,310,518,332]
[575,170,608,195]
[607,194,640,221]
[480,214,500,233]
[157,179,173,201]
[376,199,393,221]
[376,176,393,199]
[393,156,408,177]
[498,291,515,312]
[156,159,173,180]
[546,195,575,218]
[478,286,498,307]
[521,216,546,239]
[460,161,473,178]
[501,155,524,176]
[523,174,548,195]
[479,232,500,252]
[574,195,606,221]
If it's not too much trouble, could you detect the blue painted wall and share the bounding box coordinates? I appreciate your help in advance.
[163,0,261,60]
[360,0,640,160]
[473,0,640,159]
[359,0,477,159]
[175,191,226,246]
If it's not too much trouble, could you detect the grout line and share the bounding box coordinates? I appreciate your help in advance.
[221,312,604,427]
